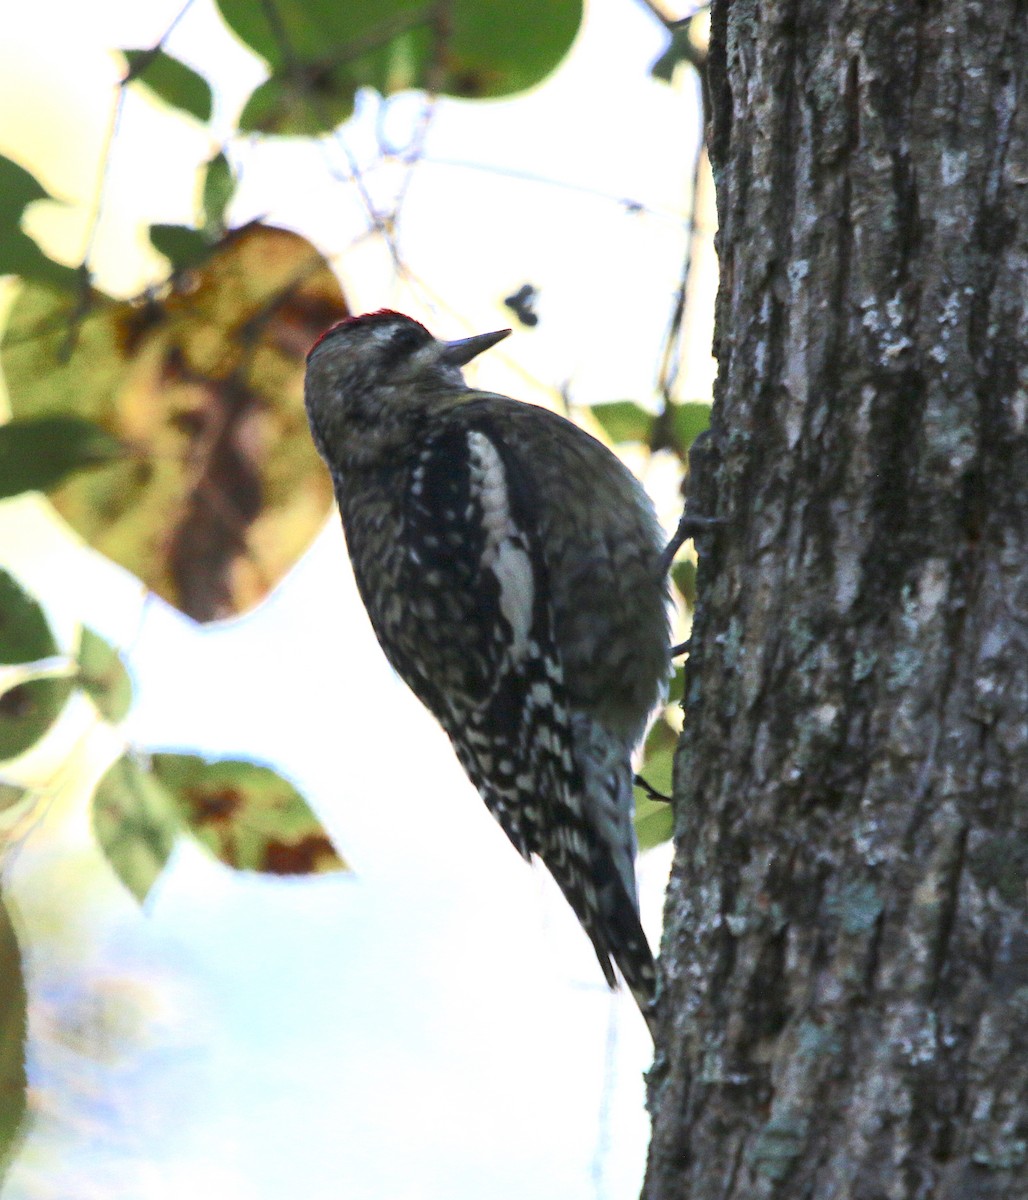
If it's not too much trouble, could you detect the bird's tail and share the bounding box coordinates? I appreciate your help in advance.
[568,713,659,1036]
[593,858,659,1037]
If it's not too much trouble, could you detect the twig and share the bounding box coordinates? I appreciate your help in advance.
[634,774,672,803]
[660,511,725,575]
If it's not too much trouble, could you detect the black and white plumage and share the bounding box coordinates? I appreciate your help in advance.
[304,310,670,1032]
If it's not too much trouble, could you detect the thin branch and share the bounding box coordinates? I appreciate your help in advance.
[655,137,707,411]
[255,0,445,273]
[416,155,684,223]
[660,512,725,574]
[121,0,198,82]
[633,0,678,31]
[384,1,448,227]
[86,0,198,273]
[634,774,672,803]
[78,92,125,280]
[71,0,200,356]
[633,0,711,33]
[388,95,439,224]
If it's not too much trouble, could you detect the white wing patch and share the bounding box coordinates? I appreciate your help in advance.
[467,430,534,663]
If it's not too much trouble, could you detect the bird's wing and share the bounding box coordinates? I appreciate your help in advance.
[398,421,570,846]
[397,422,609,935]
[398,415,656,1010]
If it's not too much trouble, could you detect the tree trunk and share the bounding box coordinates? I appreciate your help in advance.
[644,2,1028,1197]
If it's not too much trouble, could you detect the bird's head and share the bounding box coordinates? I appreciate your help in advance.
[304,310,511,469]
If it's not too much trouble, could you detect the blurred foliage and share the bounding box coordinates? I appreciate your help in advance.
[591,400,654,445]
[0,415,125,500]
[0,0,705,1140]
[1,225,346,621]
[217,0,582,135]
[0,890,27,1185]
[93,751,347,902]
[0,784,26,813]
[590,397,710,461]
[92,754,182,903]
[0,675,72,764]
[122,48,213,122]
[201,153,236,238]
[650,9,710,84]
[76,628,133,724]
[151,754,346,876]
[0,3,592,1138]
[0,0,602,788]
[0,564,345,904]
[0,155,78,290]
[0,569,73,761]
[0,570,62,672]
[590,396,708,854]
[148,222,212,271]
[634,718,677,851]
[672,558,697,608]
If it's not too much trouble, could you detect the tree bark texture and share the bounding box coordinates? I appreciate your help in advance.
[645,2,1028,1197]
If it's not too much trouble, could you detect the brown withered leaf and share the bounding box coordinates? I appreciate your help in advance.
[150,753,346,876]
[0,224,348,621]
[93,752,346,903]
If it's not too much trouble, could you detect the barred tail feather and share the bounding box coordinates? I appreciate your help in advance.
[596,868,658,1037]
[551,844,658,1037]
[576,713,658,1034]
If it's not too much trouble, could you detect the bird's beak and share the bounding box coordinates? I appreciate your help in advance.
[440,328,512,367]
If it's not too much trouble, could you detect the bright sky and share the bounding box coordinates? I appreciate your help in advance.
[0,2,714,1197]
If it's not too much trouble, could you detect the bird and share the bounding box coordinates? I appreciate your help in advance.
[304,309,670,1033]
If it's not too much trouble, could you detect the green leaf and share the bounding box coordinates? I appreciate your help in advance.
[223,0,582,136]
[0,230,79,289]
[0,569,58,664]
[671,558,696,607]
[238,73,357,137]
[590,400,654,445]
[671,400,711,453]
[0,155,51,228]
[634,794,674,852]
[0,155,76,289]
[151,753,347,875]
[651,25,695,83]
[637,744,673,800]
[123,49,213,122]
[148,224,210,271]
[0,572,74,760]
[0,282,128,440]
[0,415,124,500]
[0,890,27,1183]
[634,718,677,850]
[0,678,74,762]
[76,628,133,723]
[0,784,26,813]
[92,755,180,903]
[93,751,346,900]
[201,153,235,236]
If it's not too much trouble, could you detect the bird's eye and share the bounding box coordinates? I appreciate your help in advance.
[388,324,426,356]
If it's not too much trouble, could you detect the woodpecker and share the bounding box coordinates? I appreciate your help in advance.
[305,310,669,1033]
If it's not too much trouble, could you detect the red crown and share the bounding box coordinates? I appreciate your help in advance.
[307,309,429,358]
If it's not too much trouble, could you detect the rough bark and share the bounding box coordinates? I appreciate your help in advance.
[645,2,1028,1197]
